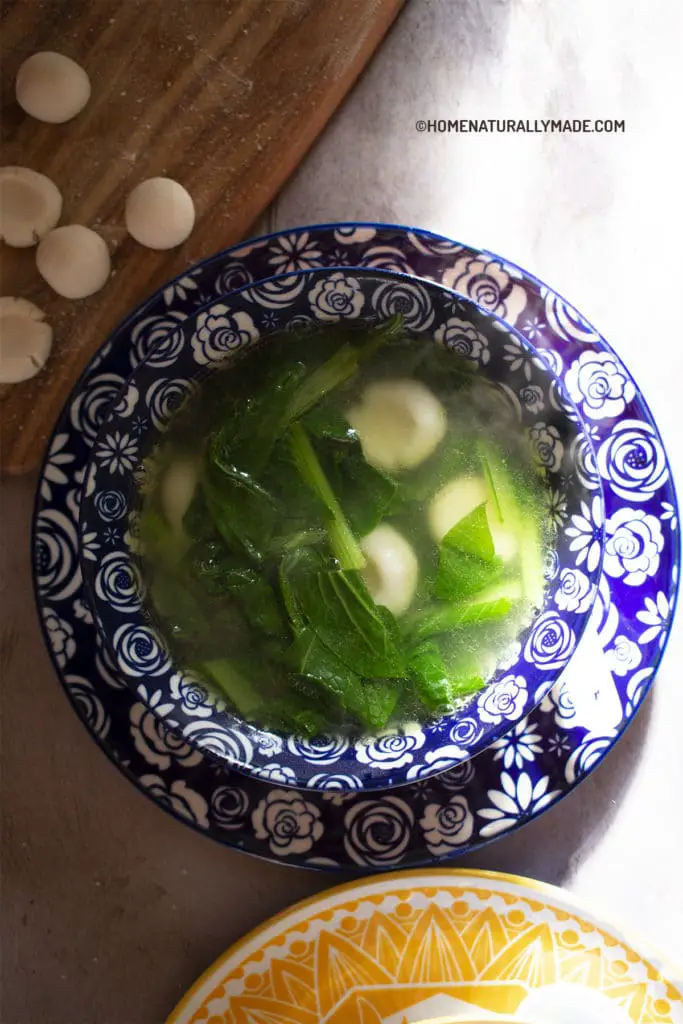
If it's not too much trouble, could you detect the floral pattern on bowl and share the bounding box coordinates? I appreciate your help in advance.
[32,222,679,865]
[76,267,603,790]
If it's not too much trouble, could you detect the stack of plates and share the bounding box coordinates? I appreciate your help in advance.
[33,223,679,870]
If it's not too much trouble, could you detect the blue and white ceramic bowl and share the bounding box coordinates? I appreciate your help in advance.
[78,267,603,790]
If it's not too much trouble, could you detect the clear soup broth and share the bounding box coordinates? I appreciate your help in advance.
[138,319,552,739]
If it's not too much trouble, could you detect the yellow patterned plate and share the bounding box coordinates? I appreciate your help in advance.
[167,869,683,1024]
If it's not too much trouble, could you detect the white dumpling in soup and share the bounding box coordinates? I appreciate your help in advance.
[428,474,518,562]
[348,378,447,470]
[360,523,418,616]
[160,456,200,538]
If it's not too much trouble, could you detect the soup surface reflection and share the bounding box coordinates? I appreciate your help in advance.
[138,320,552,739]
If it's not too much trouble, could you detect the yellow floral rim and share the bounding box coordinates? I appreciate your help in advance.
[167,868,683,1024]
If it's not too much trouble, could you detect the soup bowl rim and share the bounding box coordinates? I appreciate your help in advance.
[77,265,604,790]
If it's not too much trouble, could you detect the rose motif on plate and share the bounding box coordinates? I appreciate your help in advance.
[529,422,564,472]
[371,279,434,330]
[43,607,76,668]
[130,701,202,771]
[191,305,259,364]
[358,245,413,273]
[343,796,414,867]
[355,729,425,770]
[211,786,250,830]
[94,489,127,523]
[565,351,636,420]
[246,272,309,309]
[554,568,594,613]
[524,611,576,671]
[420,795,473,855]
[308,271,364,321]
[542,285,601,344]
[213,261,253,297]
[169,670,222,719]
[252,790,324,856]
[441,255,528,321]
[287,735,348,765]
[70,372,127,445]
[477,674,528,725]
[252,763,297,784]
[95,551,143,613]
[34,508,80,602]
[145,378,196,431]
[130,312,187,368]
[532,346,563,378]
[113,622,170,677]
[65,674,109,738]
[519,383,545,414]
[604,635,642,677]
[596,420,668,501]
[182,722,254,766]
[602,508,664,586]
[449,716,484,748]
[434,316,490,363]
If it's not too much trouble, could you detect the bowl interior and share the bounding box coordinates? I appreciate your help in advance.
[78,267,603,790]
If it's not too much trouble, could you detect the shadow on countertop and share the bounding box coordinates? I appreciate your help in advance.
[455,686,655,886]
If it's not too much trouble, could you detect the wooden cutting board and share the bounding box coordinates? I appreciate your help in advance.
[0,0,404,474]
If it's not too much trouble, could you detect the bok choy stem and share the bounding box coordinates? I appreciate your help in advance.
[289,422,365,570]
[283,314,403,426]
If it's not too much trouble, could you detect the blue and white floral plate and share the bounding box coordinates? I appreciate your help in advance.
[78,266,602,789]
[33,223,679,869]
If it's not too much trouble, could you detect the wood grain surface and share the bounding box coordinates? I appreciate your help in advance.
[0,0,404,475]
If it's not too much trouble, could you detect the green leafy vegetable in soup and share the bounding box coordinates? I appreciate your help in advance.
[138,318,552,738]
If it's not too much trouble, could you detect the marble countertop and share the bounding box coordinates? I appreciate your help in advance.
[2,1,682,1020]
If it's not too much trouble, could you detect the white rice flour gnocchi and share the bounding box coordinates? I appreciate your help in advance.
[0,166,62,248]
[36,225,111,299]
[348,378,447,471]
[429,474,519,562]
[0,297,53,383]
[16,51,91,124]
[160,457,200,539]
[125,177,195,250]
[360,523,419,616]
